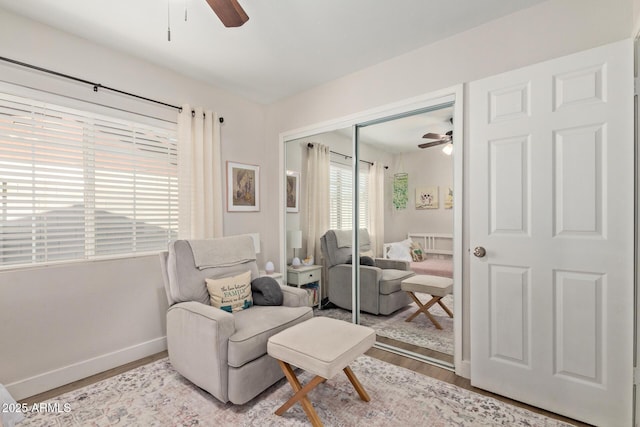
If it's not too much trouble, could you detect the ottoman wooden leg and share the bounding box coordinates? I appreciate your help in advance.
[438,299,454,318]
[405,292,444,329]
[344,366,370,402]
[275,360,324,427]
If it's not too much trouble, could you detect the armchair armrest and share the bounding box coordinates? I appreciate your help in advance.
[326,264,358,311]
[359,265,383,284]
[166,301,235,402]
[359,265,384,314]
[374,258,410,271]
[279,285,309,307]
[330,264,383,285]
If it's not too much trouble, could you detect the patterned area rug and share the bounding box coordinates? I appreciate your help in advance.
[20,356,574,426]
[316,293,454,355]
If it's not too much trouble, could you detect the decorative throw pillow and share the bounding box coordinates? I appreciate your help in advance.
[387,239,413,262]
[410,241,425,262]
[251,276,283,306]
[205,270,253,313]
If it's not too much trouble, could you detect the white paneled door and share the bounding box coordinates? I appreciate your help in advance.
[469,39,634,427]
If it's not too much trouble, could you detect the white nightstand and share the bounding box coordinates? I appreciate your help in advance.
[259,271,283,286]
[287,265,322,308]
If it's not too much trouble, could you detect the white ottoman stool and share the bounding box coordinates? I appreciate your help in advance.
[267,317,375,427]
[401,274,453,329]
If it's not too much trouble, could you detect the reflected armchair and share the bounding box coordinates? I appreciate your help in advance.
[320,229,414,315]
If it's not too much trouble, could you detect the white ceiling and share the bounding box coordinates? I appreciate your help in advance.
[0,0,546,104]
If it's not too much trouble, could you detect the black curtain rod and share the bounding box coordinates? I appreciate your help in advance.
[0,56,181,111]
[307,143,388,169]
[1,56,226,123]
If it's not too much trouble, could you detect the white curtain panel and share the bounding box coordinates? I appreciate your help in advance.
[368,162,385,257]
[305,143,330,264]
[177,105,223,239]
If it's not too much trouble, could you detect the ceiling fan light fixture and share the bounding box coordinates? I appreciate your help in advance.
[442,143,453,156]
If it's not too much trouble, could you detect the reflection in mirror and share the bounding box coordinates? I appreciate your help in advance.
[284,129,354,311]
[284,103,455,369]
[357,104,455,366]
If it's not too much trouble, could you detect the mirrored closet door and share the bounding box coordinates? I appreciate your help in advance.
[356,104,455,366]
[283,99,459,370]
[284,128,354,316]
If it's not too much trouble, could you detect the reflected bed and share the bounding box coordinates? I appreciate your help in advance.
[384,233,453,279]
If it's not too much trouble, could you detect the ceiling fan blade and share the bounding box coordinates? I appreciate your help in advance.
[206,0,249,27]
[418,140,447,149]
[422,132,444,139]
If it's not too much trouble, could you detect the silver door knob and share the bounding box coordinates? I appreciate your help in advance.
[473,246,486,258]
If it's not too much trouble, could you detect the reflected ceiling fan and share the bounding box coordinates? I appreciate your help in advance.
[418,130,453,149]
[418,116,454,154]
[206,0,249,27]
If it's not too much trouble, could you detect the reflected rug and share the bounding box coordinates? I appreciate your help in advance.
[20,356,574,426]
[316,293,454,355]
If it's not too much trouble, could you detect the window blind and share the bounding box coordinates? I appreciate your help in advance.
[329,161,369,231]
[0,92,178,267]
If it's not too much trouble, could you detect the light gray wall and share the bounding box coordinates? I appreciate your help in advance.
[634,0,640,35]
[385,149,453,243]
[0,256,167,399]
[0,8,268,399]
[267,0,633,371]
[268,0,631,134]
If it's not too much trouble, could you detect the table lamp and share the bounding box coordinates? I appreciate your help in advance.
[288,230,302,267]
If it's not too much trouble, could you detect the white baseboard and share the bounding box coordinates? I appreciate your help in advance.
[6,336,167,401]
[456,359,471,379]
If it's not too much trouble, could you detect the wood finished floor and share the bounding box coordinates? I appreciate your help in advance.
[376,335,454,365]
[21,348,591,427]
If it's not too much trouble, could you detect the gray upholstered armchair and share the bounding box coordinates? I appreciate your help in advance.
[159,235,313,404]
[320,229,415,315]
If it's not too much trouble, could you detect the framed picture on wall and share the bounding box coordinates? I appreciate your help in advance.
[227,161,260,212]
[444,186,453,209]
[416,186,439,209]
[286,170,300,213]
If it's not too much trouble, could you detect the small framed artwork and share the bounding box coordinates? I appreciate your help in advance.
[227,161,260,212]
[416,186,439,209]
[444,186,453,209]
[286,170,300,213]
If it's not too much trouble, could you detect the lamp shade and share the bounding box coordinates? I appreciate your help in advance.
[288,230,302,249]
[248,233,260,254]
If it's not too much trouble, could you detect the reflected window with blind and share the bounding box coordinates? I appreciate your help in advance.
[329,153,369,231]
[0,92,178,267]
